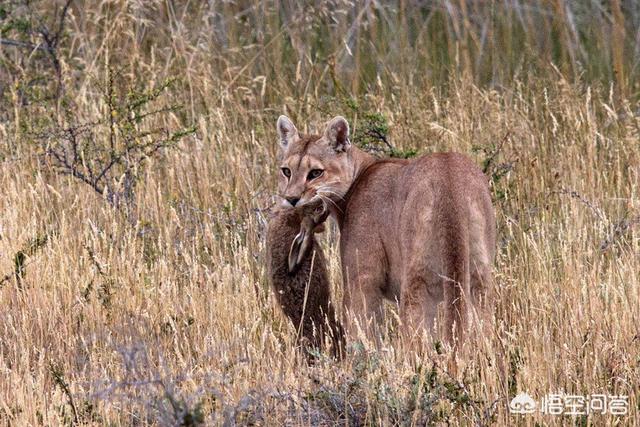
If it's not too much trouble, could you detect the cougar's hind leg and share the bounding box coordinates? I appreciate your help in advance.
[470,261,494,338]
[400,265,443,344]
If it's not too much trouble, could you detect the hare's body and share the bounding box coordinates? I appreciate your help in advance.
[266,206,344,358]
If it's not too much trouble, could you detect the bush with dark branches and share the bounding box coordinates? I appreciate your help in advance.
[36,71,196,222]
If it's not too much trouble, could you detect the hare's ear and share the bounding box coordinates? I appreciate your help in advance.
[323,116,350,152]
[277,115,299,149]
[288,227,312,273]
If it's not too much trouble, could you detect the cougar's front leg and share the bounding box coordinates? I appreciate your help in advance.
[340,238,387,343]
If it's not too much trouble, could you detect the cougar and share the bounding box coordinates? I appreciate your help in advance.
[273,114,495,347]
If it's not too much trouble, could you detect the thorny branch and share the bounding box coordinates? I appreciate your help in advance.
[555,188,638,252]
[35,72,196,223]
[1,0,74,100]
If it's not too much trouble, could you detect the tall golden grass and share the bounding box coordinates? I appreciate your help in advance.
[0,1,638,425]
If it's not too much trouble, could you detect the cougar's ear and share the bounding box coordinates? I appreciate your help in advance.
[276,115,299,149]
[324,116,350,152]
[288,228,312,273]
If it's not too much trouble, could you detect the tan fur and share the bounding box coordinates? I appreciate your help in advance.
[266,202,345,359]
[274,115,496,348]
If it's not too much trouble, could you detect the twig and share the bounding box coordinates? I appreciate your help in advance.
[554,187,606,222]
[50,362,79,425]
[0,38,52,52]
[482,131,510,174]
[600,214,640,252]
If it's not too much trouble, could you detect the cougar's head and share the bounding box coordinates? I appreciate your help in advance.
[275,115,354,210]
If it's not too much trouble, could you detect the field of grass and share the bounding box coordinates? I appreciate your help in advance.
[0,1,638,425]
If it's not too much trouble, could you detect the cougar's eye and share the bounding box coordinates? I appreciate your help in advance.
[307,169,324,180]
[281,167,291,178]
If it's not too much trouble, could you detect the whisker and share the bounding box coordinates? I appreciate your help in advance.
[316,184,345,201]
[318,188,345,202]
[317,180,341,187]
[317,191,344,213]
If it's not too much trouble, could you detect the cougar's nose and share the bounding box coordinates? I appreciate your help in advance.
[286,197,300,207]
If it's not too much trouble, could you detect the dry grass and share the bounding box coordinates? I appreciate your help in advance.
[0,1,639,425]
